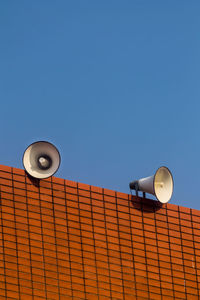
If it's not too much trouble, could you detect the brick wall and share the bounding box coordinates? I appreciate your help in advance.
[0,165,199,299]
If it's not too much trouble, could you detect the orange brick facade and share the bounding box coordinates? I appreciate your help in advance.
[0,164,200,299]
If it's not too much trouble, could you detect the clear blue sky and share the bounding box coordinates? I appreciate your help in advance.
[0,1,200,209]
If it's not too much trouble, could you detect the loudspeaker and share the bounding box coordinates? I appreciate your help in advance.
[129,166,173,203]
[23,141,61,179]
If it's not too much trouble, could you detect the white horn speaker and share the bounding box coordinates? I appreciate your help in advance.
[129,166,173,203]
[23,141,61,179]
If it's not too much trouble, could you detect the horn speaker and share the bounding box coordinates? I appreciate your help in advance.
[129,166,173,203]
[23,141,61,179]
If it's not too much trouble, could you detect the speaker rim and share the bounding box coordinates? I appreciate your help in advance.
[22,140,61,179]
[153,166,174,203]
